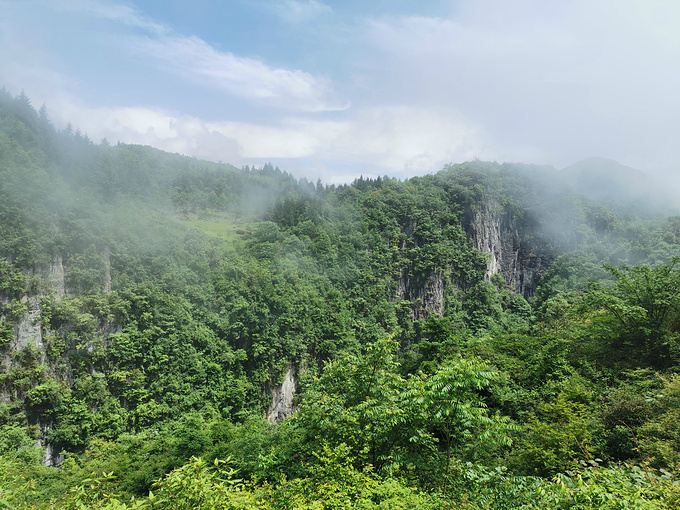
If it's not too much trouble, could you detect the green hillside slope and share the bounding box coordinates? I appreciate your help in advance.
[2,89,680,508]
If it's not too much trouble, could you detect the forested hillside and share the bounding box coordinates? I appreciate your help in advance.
[3,88,680,508]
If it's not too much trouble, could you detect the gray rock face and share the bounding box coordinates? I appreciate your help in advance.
[396,197,556,320]
[39,422,64,467]
[12,253,68,356]
[463,201,555,298]
[2,250,116,466]
[48,253,65,298]
[266,365,297,424]
[466,201,505,282]
[397,270,445,320]
[102,249,111,293]
[14,297,44,355]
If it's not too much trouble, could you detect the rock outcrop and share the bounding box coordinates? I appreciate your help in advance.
[463,201,555,298]
[14,296,45,354]
[39,422,64,467]
[266,365,297,424]
[2,250,112,466]
[48,253,65,298]
[396,196,557,320]
[397,270,445,320]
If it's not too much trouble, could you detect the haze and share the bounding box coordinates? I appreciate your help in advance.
[2,0,679,184]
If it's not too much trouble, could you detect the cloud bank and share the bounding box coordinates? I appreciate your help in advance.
[2,0,679,182]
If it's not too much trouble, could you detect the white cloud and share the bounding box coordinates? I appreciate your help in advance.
[45,102,484,180]
[268,0,332,23]
[359,0,680,172]
[132,34,348,112]
[207,118,323,159]
[11,0,348,114]
[53,103,243,165]
[70,0,346,112]
[5,0,680,183]
[207,105,491,176]
[320,106,487,172]
[53,0,169,35]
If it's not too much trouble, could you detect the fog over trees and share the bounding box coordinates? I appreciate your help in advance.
[2,89,680,508]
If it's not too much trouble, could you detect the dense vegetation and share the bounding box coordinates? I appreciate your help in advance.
[2,88,680,508]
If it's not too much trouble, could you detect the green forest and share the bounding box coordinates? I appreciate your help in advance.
[2,88,680,508]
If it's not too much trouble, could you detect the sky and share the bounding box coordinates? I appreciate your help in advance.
[2,0,680,184]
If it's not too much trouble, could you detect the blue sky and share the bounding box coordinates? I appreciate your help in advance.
[2,0,680,184]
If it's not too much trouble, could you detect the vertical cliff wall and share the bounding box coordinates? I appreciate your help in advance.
[266,364,297,424]
[0,251,114,467]
[396,270,445,320]
[463,201,555,298]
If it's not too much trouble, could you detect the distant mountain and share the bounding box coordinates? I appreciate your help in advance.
[560,157,677,216]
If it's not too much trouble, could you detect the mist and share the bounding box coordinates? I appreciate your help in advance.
[1,0,679,188]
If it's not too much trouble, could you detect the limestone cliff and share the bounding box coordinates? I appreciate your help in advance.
[48,253,65,299]
[1,251,105,467]
[463,201,555,298]
[396,270,445,320]
[266,365,297,424]
[10,253,66,355]
[395,195,557,320]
